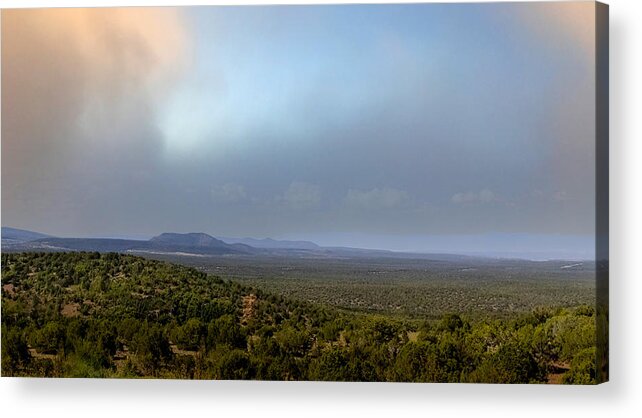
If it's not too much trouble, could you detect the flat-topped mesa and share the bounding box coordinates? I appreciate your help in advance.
[149,232,227,248]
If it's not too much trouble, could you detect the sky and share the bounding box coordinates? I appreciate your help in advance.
[1,3,597,259]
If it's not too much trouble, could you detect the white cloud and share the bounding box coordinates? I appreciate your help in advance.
[553,191,570,202]
[529,189,570,202]
[344,187,409,209]
[479,189,495,202]
[282,182,321,209]
[211,183,247,203]
[452,189,496,204]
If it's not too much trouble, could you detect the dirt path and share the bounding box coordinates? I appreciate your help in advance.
[28,348,57,360]
[170,344,198,357]
[3,283,16,297]
[241,294,258,325]
[547,362,570,384]
[61,302,80,317]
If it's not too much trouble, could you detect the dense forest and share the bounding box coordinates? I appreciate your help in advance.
[1,252,596,383]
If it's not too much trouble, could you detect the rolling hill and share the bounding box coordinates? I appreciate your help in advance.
[1,227,51,244]
[1,230,255,256]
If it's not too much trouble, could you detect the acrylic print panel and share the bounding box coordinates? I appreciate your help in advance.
[0,2,608,383]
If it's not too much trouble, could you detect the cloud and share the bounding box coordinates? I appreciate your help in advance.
[515,1,595,60]
[452,189,496,204]
[552,191,571,202]
[282,182,321,210]
[211,183,247,203]
[344,187,410,209]
[1,5,596,242]
[1,8,189,233]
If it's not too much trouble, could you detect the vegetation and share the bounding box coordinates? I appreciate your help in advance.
[2,252,597,383]
[149,253,596,319]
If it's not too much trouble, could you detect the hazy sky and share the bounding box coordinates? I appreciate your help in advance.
[1,3,597,258]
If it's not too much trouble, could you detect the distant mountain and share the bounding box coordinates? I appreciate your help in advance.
[1,228,576,262]
[151,232,229,248]
[1,227,52,244]
[148,232,256,254]
[25,238,146,253]
[218,236,320,250]
[1,231,255,256]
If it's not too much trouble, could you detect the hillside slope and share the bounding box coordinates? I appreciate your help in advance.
[1,232,254,255]
[1,252,596,382]
[1,227,51,244]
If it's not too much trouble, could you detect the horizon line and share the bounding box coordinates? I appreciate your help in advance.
[2,225,596,262]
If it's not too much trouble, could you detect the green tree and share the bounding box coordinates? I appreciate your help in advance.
[1,326,31,375]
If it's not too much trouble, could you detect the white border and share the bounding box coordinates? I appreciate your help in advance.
[1,0,641,417]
